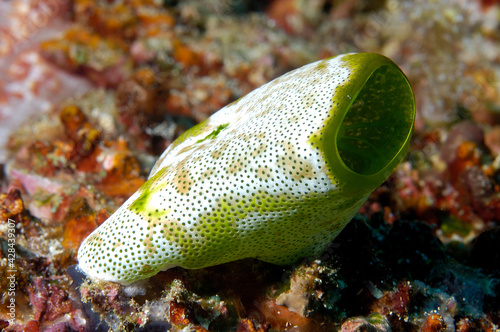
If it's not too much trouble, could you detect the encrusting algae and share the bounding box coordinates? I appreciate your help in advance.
[77,53,415,284]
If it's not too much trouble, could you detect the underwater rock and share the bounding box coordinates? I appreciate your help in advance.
[340,313,390,332]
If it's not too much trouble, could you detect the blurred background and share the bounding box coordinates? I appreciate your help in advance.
[1,1,500,331]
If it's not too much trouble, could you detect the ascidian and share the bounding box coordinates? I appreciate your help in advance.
[77,53,415,284]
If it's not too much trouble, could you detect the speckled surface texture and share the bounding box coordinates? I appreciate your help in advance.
[1,0,500,331]
[77,53,414,284]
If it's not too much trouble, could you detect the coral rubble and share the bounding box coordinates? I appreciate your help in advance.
[1,0,499,331]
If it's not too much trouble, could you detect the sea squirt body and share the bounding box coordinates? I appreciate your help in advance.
[77,53,415,284]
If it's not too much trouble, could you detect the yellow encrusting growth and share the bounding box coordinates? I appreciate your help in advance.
[77,53,415,284]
